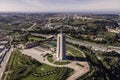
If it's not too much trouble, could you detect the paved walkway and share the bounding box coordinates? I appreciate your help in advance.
[21,47,90,80]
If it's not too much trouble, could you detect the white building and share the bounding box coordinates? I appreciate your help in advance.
[56,31,66,60]
[0,45,5,52]
[0,41,8,45]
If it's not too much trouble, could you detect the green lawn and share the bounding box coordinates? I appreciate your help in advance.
[5,50,74,80]
[67,45,83,60]
[47,54,54,63]
[28,36,45,41]
[54,61,71,65]
[22,67,74,80]
[36,64,55,73]
[47,54,71,65]
[100,32,116,38]
[21,74,57,80]
[11,32,20,36]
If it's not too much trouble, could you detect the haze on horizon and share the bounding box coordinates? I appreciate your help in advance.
[0,0,119,13]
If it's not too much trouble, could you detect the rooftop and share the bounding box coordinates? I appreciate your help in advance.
[0,41,8,44]
[0,45,5,49]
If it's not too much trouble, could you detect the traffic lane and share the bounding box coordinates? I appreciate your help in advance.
[0,46,13,79]
[66,38,120,53]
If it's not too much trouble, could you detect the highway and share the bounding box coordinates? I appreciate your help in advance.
[66,38,120,54]
[29,33,120,53]
[0,46,13,80]
[0,36,13,80]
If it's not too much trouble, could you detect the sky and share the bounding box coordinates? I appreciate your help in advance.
[0,0,119,13]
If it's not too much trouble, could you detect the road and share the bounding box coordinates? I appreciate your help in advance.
[28,33,120,53]
[66,38,120,54]
[0,46,13,80]
[0,36,13,80]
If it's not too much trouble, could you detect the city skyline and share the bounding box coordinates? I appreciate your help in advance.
[0,0,120,13]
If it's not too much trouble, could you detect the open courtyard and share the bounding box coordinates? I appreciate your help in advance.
[20,45,90,80]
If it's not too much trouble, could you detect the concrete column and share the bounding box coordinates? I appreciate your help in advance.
[56,33,66,60]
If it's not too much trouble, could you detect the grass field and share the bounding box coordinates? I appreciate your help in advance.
[28,36,45,41]
[66,45,84,61]
[54,61,71,65]
[47,54,54,63]
[47,54,71,65]
[5,50,74,80]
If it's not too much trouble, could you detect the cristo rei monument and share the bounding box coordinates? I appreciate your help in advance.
[56,27,66,60]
